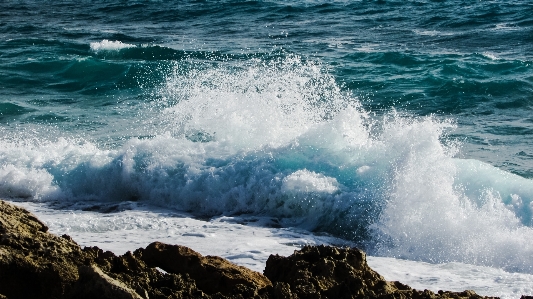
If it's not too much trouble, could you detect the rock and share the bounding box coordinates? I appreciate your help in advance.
[264,245,497,299]
[264,245,401,299]
[70,265,144,299]
[0,200,271,299]
[136,241,272,297]
[0,200,84,299]
[81,245,213,298]
[0,200,513,299]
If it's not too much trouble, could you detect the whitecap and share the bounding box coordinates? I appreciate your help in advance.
[89,39,135,51]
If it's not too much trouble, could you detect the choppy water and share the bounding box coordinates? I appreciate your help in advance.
[1,0,533,278]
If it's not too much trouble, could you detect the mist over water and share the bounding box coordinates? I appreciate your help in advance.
[1,0,533,277]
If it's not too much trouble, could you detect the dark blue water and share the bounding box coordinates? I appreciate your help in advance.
[2,0,533,273]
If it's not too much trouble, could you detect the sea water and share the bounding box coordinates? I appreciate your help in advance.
[1,1,533,298]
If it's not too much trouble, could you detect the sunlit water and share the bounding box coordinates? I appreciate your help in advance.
[1,1,533,297]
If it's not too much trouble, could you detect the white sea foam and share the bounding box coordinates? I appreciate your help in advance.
[282,169,340,194]
[0,164,58,199]
[482,52,500,60]
[13,201,533,299]
[494,23,520,31]
[370,115,533,273]
[90,39,135,51]
[156,55,360,150]
[412,29,455,37]
[13,201,350,272]
[367,256,533,299]
[1,54,533,276]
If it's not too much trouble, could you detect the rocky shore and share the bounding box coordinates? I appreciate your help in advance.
[0,200,521,299]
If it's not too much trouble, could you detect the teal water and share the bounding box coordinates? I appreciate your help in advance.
[2,1,532,176]
[1,1,533,273]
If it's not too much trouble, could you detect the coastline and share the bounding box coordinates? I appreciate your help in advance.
[0,199,516,299]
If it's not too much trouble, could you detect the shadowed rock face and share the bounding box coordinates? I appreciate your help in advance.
[0,200,505,299]
[136,242,272,296]
[0,200,270,299]
[264,245,491,299]
[0,200,84,299]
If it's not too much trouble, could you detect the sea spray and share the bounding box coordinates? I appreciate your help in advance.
[155,54,361,149]
[1,53,533,274]
[372,118,533,272]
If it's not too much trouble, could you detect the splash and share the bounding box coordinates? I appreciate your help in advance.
[154,55,362,150]
[282,169,340,194]
[1,54,533,273]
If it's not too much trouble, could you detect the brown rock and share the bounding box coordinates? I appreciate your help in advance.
[0,200,516,299]
[0,200,84,299]
[264,245,499,299]
[70,264,144,299]
[136,241,272,297]
[81,246,206,298]
[0,200,272,299]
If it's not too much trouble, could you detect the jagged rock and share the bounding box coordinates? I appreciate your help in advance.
[83,245,256,298]
[0,200,514,299]
[136,241,272,297]
[264,245,496,299]
[264,245,402,299]
[0,200,271,299]
[0,200,85,299]
[70,264,144,299]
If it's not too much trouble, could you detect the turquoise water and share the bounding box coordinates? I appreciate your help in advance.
[1,1,533,273]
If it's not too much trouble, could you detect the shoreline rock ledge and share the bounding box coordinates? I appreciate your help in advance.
[0,200,510,299]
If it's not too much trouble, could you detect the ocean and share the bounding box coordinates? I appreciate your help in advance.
[1,0,533,297]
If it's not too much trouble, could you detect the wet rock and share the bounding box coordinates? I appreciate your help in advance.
[81,246,211,298]
[0,200,513,299]
[70,264,144,299]
[264,245,497,299]
[0,200,84,299]
[0,200,270,299]
[136,241,272,297]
